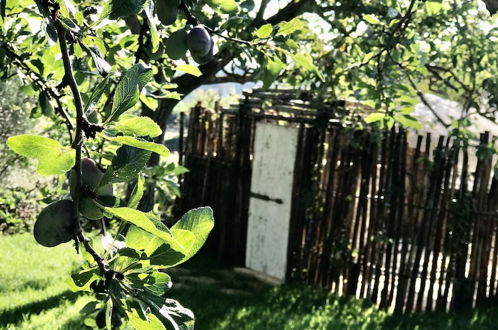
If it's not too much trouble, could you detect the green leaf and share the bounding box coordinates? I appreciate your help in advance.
[127,310,165,330]
[57,15,81,34]
[144,1,160,53]
[156,299,195,330]
[290,53,325,81]
[0,0,6,21]
[149,235,191,267]
[66,269,99,292]
[254,24,273,38]
[207,0,239,14]
[107,64,153,123]
[126,225,164,255]
[171,207,214,264]
[84,76,110,116]
[140,93,159,110]
[20,84,36,96]
[116,116,162,138]
[105,298,113,330]
[176,64,202,77]
[113,136,170,158]
[277,18,306,36]
[291,53,315,71]
[104,146,151,184]
[87,46,111,76]
[144,272,172,296]
[80,301,99,315]
[365,113,386,123]
[128,175,145,209]
[39,92,54,117]
[363,14,381,25]
[104,207,187,253]
[262,56,285,89]
[6,135,76,176]
[395,114,422,130]
[426,1,443,15]
[102,0,148,20]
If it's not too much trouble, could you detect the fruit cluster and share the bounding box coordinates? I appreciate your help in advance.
[34,158,113,247]
[166,25,215,64]
[155,0,215,64]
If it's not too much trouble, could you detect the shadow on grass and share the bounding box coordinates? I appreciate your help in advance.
[167,252,498,330]
[383,306,498,330]
[59,316,89,330]
[0,290,81,327]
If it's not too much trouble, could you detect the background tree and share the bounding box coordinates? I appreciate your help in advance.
[1,0,223,328]
[0,79,34,181]
[0,0,496,328]
[2,1,496,208]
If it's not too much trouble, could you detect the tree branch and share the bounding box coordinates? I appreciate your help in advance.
[425,64,470,93]
[254,0,270,26]
[51,8,109,277]
[204,74,252,85]
[263,0,313,26]
[404,69,450,128]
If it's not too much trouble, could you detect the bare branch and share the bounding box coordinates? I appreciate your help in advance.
[425,64,471,93]
[254,0,270,26]
[264,0,313,26]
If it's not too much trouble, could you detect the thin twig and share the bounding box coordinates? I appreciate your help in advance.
[402,65,450,128]
[179,0,253,46]
[135,20,149,63]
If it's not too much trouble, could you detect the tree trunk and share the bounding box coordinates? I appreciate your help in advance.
[139,98,179,211]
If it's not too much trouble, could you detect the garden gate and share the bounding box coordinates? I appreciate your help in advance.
[246,122,299,280]
[177,89,498,313]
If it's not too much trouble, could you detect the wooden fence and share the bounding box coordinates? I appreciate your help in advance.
[177,89,498,313]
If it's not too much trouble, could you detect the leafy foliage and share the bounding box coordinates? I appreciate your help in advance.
[1,0,497,328]
[2,1,223,327]
[4,62,214,327]
[0,186,39,234]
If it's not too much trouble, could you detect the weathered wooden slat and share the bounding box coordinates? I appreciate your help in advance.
[178,93,498,315]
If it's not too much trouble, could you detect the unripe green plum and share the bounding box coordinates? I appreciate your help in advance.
[81,158,104,189]
[34,200,75,247]
[192,38,215,64]
[69,158,113,198]
[80,197,105,220]
[156,0,179,26]
[188,25,212,57]
[69,158,113,220]
[144,41,165,61]
[165,29,188,60]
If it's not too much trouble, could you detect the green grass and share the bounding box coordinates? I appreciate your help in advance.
[0,233,90,330]
[1,233,498,329]
[168,255,498,330]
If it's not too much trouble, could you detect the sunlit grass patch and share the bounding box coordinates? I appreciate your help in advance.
[0,233,88,329]
[1,233,498,330]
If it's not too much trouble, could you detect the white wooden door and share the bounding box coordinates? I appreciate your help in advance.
[245,122,299,280]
